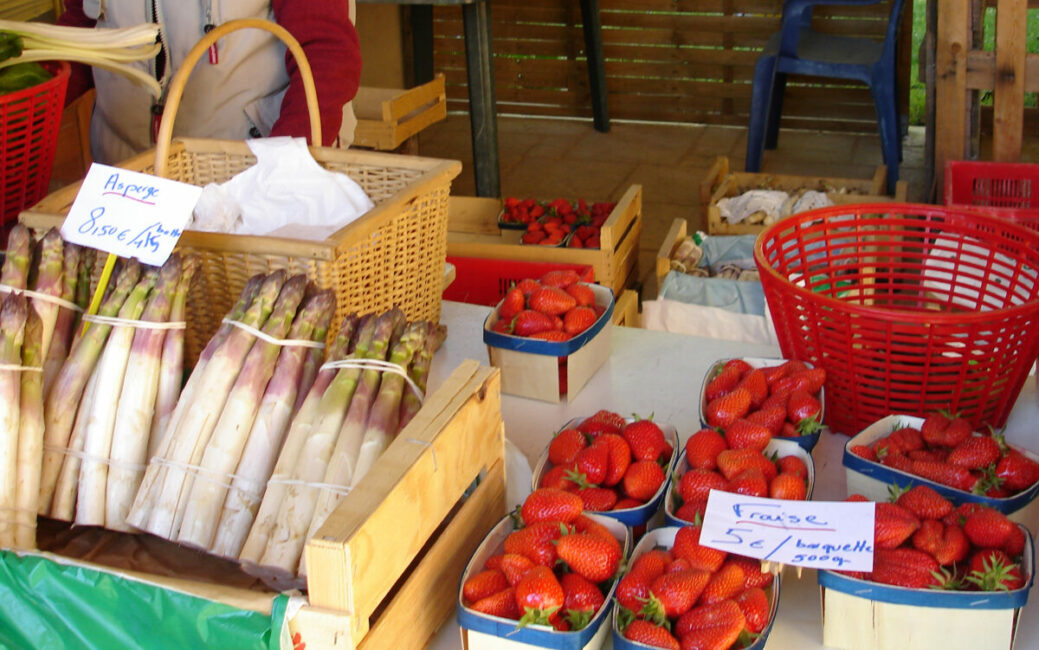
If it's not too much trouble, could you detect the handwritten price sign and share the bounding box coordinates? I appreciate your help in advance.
[700,491,876,571]
[61,163,202,266]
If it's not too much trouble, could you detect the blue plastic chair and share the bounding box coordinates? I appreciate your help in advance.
[745,0,908,194]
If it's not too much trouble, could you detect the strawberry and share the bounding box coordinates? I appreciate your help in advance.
[850,445,878,462]
[947,435,1002,470]
[616,570,654,613]
[911,519,970,566]
[529,330,570,341]
[623,460,666,501]
[498,553,536,586]
[880,450,914,473]
[995,447,1039,492]
[736,368,769,407]
[539,269,581,289]
[684,428,728,470]
[1003,522,1027,557]
[909,459,977,492]
[539,464,578,491]
[563,306,597,335]
[799,366,826,393]
[724,418,772,452]
[521,487,584,525]
[592,433,631,486]
[571,514,623,555]
[734,586,771,634]
[499,286,526,320]
[622,619,679,650]
[575,486,617,511]
[631,549,675,579]
[504,521,563,566]
[729,467,769,497]
[697,560,746,606]
[622,418,670,462]
[893,484,954,520]
[514,565,565,626]
[672,524,727,573]
[556,531,622,583]
[529,286,577,315]
[490,318,512,334]
[716,448,777,483]
[559,572,604,630]
[874,502,921,549]
[675,499,709,524]
[548,427,587,466]
[776,455,808,480]
[512,309,556,337]
[563,282,596,307]
[678,468,729,504]
[574,444,609,485]
[786,388,822,425]
[580,410,626,436]
[963,506,1016,549]
[674,600,746,649]
[887,426,925,453]
[722,358,754,376]
[872,547,942,588]
[760,390,790,413]
[704,365,742,403]
[729,555,773,589]
[908,448,948,463]
[942,502,986,527]
[463,569,510,604]
[966,549,1025,591]
[644,569,711,620]
[469,587,520,619]
[704,387,752,429]
[746,405,787,436]
[769,472,807,500]
[921,411,972,448]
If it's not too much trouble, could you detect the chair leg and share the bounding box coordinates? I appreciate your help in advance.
[765,72,787,150]
[746,55,777,173]
[871,79,900,195]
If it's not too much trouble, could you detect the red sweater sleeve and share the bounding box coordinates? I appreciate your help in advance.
[56,0,97,105]
[270,0,362,146]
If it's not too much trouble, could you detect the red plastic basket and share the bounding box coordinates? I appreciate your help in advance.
[754,203,1039,435]
[944,160,1039,232]
[1,61,69,231]
[443,256,594,306]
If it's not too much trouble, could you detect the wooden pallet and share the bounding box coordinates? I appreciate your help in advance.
[446,185,643,297]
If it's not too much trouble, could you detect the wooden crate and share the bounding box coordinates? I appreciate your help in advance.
[612,289,639,328]
[352,74,447,152]
[446,185,643,297]
[18,360,506,650]
[655,217,690,294]
[701,157,909,236]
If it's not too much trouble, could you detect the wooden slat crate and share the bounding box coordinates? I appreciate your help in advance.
[352,75,447,152]
[701,156,909,236]
[446,184,643,297]
[612,289,639,328]
[655,217,690,295]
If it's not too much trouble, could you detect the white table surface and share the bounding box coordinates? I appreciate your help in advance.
[424,300,1039,649]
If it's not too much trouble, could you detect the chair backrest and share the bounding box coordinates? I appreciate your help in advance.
[882,0,909,62]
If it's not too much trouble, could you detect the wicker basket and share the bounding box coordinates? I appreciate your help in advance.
[19,20,461,361]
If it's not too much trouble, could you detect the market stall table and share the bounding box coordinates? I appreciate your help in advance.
[425,299,1039,649]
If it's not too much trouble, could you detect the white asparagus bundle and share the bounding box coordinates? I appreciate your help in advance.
[41,242,81,397]
[101,256,187,531]
[398,324,445,432]
[13,305,43,548]
[175,275,309,549]
[129,271,287,539]
[237,313,361,565]
[210,289,335,558]
[60,267,156,523]
[30,229,65,367]
[0,294,28,547]
[39,259,142,514]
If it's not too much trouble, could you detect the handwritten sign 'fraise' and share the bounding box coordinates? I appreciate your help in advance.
[700,490,876,571]
[61,163,202,266]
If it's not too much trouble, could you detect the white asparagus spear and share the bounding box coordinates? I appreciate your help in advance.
[14,305,43,548]
[0,294,28,546]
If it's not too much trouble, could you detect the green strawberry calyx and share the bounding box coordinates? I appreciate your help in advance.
[516,605,561,629]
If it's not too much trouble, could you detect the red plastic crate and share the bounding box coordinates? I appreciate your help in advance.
[944,160,1039,231]
[443,256,594,306]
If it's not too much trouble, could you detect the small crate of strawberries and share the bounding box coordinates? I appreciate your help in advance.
[500,197,616,249]
[665,436,815,527]
[612,525,780,650]
[819,488,1034,650]
[844,413,1039,534]
[700,358,826,452]
[531,410,679,528]
[457,488,631,649]
[484,270,614,403]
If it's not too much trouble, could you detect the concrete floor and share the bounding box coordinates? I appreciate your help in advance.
[416,114,930,301]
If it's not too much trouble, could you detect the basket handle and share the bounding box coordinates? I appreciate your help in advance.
[153,18,322,177]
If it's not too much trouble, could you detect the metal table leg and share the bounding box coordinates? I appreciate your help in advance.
[462,0,500,198]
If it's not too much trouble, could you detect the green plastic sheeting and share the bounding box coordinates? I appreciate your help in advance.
[0,550,288,650]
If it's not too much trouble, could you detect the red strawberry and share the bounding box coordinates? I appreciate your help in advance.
[463,569,510,604]
[514,565,565,626]
[675,499,709,524]
[724,418,772,452]
[556,531,622,583]
[746,405,787,436]
[490,318,512,334]
[995,447,1039,492]
[894,484,954,520]
[588,409,627,431]
[1003,522,1027,557]
[571,514,623,555]
[563,282,596,307]
[911,519,969,566]
[872,547,942,588]
[622,419,670,462]
[644,569,711,620]
[615,571,653,614]
[592,433,631,486]
[504,521,563,566]
[697,560,746,605]
[539,269,581,289]
[729,555,774,589]
[874,502,921,549]
[521,487,584,525]
[559,572,604,630]
[529,286,577,315]
[704,365,742,403]
[729,468,769,497]
[722,358,754,376]
[529,330,570,341]
[499,286,525,320]
[966,549,1025,591]
[910,459,977,492]
[539,464,578,491]
[734,586,771,634]
[736,369,769,407]
[515,278,541,296]
[963,506,1016,549]
[947,435,1002,470]
[623,460,666,501]
[921,412,972,448]
[548,427,587,466]
[623,619,679,649]
[769,472,807,500]
[630,549,675,579]
[672,524,727,573]
[574,487,617,511]
[776,455,808,480]
[850,445,878,462]
[880,450,914,473]
[704,387,752,429]
[798,366,826,393]
[887,427,925,453]
[716,448,777,483]
[498,553,536,586]
[787,388,822,424]
[563,306,597,335]
[908,448,948,463]
[684,428,728,471]
[469,587,520,619]
[678,468,729,504]
[574,444,610,485]
[615,497,645,511]
[942,502,986,527]
[512,310,556,337]
[674,600,746,649]
[760,390,790,413]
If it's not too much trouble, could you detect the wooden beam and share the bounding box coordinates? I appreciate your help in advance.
[993,0,1028,161]
[934,1,972,193]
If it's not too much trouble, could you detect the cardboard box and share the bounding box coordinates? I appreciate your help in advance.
[484,284,613,403]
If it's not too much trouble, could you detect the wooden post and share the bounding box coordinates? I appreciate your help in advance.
[934,1,972,194]
[993,0,1027,161]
